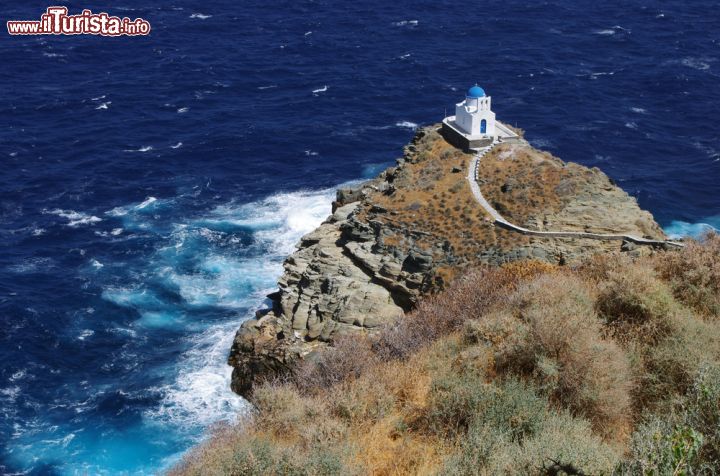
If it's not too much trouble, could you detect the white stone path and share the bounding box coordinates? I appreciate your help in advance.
[467,146,684,248]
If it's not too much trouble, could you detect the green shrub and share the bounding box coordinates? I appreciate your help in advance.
[172,431,356,476]
[495,275,633,435]
[636,314,720,410]
[228,437,352,476]
[621,423,704,476]
[443,386,620,475]
[424,372,547,442]
[622,366,720,474]
[688,367,720,462]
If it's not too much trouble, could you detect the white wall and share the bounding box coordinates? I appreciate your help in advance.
[455,96,496,136]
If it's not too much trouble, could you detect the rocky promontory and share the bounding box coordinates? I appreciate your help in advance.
[228,124,668,397]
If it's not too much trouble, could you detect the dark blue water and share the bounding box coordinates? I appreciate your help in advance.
[2,1,719,474]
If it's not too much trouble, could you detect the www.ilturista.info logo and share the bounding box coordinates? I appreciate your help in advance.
[7,7,151,36]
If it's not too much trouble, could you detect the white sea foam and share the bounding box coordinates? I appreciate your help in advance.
[94,227,124,237]
[123,146,154,153]
[10,370,26,382]
[171,142,183,149]
[312,85,328,94]
[528,137,555,149]
[145,186,336,432]
[6,258,53,274]
[0,386,21,400]
[136,197,158,210]
[95,101,111,110]
[219,188,335,255]
[163,255,275,308]
[146,321,249,429]
[102,287,166,310]
[138,310,184,329]
[393,20,419,26]
[631,107,647,114]
[45,209,102,227]
[692,141,720,162]
[594,25,630,36]
[78,329,94,340]
[681,57,711,71]
[625,121,638,130]
[589,71,616,80]
[177,107,189,113]
[396,121,418,129]
[189,13,212,19]
[664,219,719,239]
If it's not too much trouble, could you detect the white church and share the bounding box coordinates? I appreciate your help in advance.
[441,84,519,151]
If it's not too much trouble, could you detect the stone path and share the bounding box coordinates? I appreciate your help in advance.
[467,146,684,249]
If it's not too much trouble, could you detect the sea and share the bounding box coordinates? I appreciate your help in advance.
[1,1,719,474]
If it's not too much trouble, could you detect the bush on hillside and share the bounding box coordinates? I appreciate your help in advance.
[654,233,720,318]
[372,267,504,361]
[168,425,356,476]
[373,261,555,361]
[596,264,676,344]
[572,251,633,284]
[293,334,377,395]
[423,372,546,440]
[637,315,720,411]
[621,366,720,474]
[440,379,620,475]
[251,383,347,445]
[491,274,633,435]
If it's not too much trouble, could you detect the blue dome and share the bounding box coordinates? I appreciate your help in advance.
[467,85,486,98]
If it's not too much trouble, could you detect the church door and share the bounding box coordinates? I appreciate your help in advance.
[481,119,487,134]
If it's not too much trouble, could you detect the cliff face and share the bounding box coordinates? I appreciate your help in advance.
[228,125,667,397]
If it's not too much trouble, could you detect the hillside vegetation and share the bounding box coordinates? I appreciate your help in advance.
[172,234,720,475]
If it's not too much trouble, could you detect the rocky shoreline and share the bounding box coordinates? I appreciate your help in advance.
[228,124,668,397]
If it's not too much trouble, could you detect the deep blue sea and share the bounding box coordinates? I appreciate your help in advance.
[1,1,719,474]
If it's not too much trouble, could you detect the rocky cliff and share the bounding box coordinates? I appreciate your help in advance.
[228,124,668,397]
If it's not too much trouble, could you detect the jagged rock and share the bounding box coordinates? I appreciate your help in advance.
[402,249,434,273]
[228,124,670,397]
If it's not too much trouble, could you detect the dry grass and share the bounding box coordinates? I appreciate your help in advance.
[293,334,378,395]
[354,127,526,284]
[654,232,720,317]
[477,143,567,225]
[474,274,633,438]
[172,241,720,475]
[596,263,676,344]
